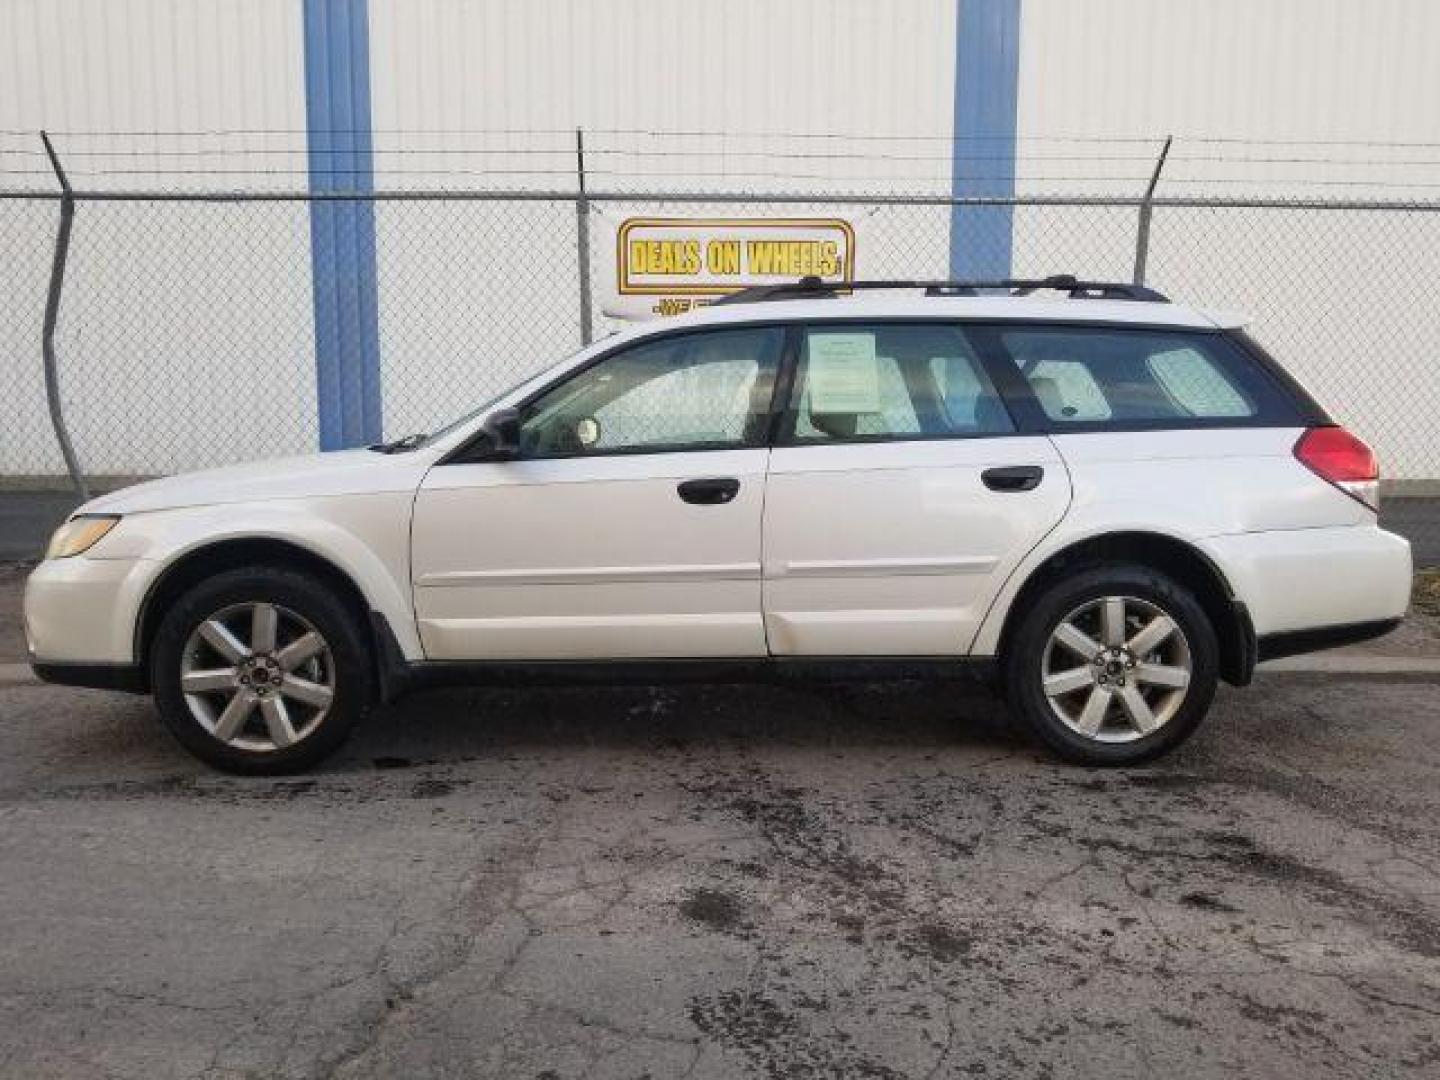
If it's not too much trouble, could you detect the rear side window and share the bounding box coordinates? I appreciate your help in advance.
[993,326,1293,427]
[788,323,1014,443]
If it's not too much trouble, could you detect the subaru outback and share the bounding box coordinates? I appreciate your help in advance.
[25,277,1412,772]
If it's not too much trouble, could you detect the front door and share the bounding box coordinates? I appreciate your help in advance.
[762,321,1071,655]
[411,325,784,660]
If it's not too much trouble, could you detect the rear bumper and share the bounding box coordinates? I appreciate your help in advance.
[1201,525,1412,639]
[1256,617,1403,662]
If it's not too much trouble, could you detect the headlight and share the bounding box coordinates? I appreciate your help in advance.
[45,515,121,559]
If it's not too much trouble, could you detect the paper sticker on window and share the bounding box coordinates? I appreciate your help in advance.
[808,332,881,413]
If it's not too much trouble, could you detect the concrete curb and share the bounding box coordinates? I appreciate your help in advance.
[0,663,36,685]
[1257,655,1440,675]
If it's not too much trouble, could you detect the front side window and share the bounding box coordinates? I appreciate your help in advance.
[788,323,1014,442]
[518,327,783,456]
[997,327,1265,425]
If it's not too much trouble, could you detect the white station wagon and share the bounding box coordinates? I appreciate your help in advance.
[25,277,1412,772]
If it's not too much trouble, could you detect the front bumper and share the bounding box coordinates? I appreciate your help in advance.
[23,555,150,666]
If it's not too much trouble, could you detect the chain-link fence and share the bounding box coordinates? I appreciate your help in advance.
[2,174,1438,560]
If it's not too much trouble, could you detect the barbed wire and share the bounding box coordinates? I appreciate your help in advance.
[13,143,1440,173]
[11,126,1440,149]
[7,129,1440,199]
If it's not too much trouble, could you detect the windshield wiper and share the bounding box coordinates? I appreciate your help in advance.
[368,432,428,454]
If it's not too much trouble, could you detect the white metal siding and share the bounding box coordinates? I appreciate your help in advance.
[370,0,957,144]
[0,0,313,476]
[367,0,961,437]
[0,0,1436,480]
[1015,0,1440,480]
[1019,0,1440,148]
[1,0,307,164]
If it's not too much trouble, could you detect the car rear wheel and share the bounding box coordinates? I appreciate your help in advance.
[150,566,372,774]
[1003,565,1219,765]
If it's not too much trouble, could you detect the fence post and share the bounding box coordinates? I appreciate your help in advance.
[1132,134,1172,286]
[575,127,594,345]
[39,131,90,501]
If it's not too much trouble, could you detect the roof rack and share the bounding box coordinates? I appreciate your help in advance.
[711,274,1169,306]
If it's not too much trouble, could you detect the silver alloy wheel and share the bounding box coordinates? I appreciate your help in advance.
[1040,595,1192,744]
[179,602,335,752]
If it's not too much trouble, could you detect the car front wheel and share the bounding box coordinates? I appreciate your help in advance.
[150,566,373,774]
[1004,565,1219,765]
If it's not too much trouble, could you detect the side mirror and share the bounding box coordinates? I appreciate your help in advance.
[476,407,521,460]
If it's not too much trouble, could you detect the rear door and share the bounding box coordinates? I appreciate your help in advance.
[973,321,1350,531]
[761,321,1071,655]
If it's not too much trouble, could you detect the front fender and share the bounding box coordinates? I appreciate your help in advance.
[90,494,422,661]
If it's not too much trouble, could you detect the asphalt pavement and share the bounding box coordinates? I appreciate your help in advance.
[1,564,1438,1077]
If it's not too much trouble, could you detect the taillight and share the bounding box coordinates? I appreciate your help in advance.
[1294,426,1380,511]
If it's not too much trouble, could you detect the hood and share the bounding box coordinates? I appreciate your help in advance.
[81,448,431,516]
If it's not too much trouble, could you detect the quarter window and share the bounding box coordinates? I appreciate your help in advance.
[1147,347,1253,417]
[789,324,1014,442]
[518,327,782,456]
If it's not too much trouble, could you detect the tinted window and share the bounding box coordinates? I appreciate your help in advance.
[997,327,1271,425]
[1147,347,1253,416]
[518,327,782,456]
[789,323,1013,442]
[1027,359,1111,421]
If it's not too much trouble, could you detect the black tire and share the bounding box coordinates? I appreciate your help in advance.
[1003,564,1219,766]
[150,565,373,774]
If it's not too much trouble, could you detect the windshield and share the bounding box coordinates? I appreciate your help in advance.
[413,361,570,449]
[392,333,626,452]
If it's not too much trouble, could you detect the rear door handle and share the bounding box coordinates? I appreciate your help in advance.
[677,477,741,505]
[982,465,1044,492]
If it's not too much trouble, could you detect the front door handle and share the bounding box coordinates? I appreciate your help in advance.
[677,477,741,505]
[982,465,1044,492]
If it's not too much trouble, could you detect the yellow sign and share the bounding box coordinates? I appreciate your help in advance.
[601,216,858,319]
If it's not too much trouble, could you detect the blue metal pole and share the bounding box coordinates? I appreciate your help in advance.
[303,0,382,449]
[949,0,1022,279]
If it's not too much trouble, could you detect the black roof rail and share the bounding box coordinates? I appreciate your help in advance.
[711,274,1169,306]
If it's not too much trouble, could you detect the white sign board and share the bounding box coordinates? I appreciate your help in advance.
[807,332,882,413]
[598,215,859,320]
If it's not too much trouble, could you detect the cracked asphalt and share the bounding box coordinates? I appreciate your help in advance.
[1,564,1439,1078]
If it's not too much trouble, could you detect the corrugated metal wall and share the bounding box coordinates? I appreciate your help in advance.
[370,0,956,141]
[365,0,963,435]
[1,0,313,477]
[1020,0,1440,148]
[1013,1,1440,482]
[2,1,1439,478]
[1,0,305,170]
[10,0,1437,190]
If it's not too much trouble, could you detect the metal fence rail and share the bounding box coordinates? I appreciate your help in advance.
[2,140,1438,562]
